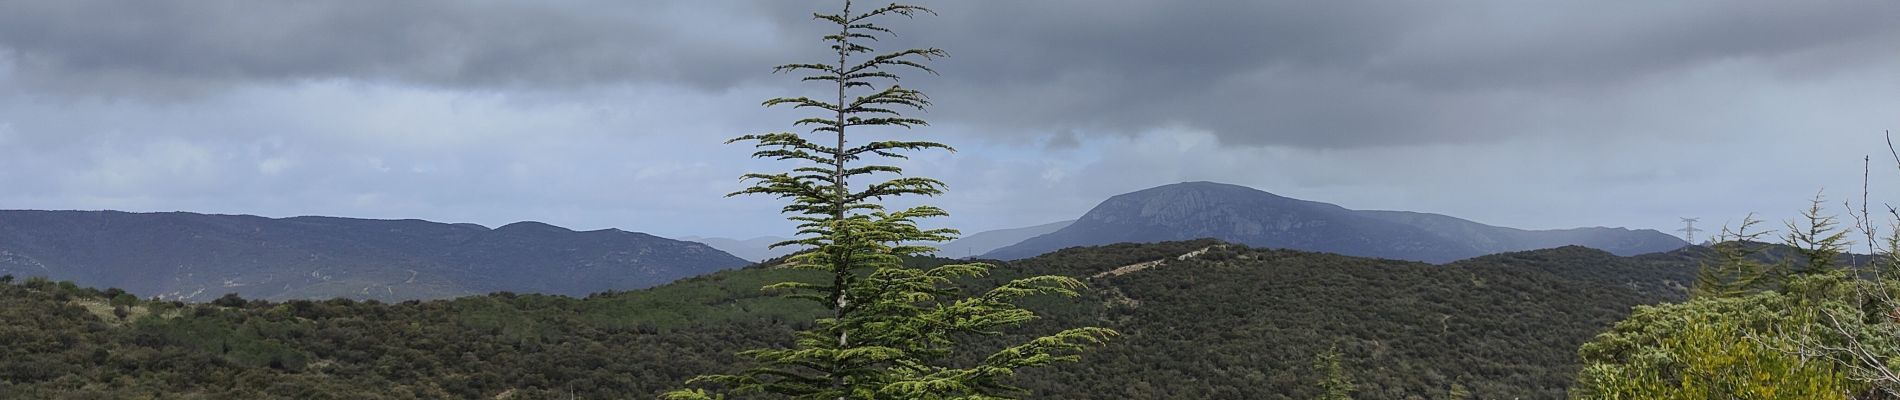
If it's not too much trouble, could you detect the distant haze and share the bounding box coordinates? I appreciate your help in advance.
[0,1,1895,241]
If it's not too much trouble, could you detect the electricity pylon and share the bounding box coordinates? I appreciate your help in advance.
[1678,217,1702,244]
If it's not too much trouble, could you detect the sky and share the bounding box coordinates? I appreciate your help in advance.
[0,1,1896,241]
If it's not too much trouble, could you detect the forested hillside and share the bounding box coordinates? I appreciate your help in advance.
[0,240,1699,399]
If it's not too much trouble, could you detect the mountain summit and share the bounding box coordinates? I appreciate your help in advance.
[981,182,1685,262]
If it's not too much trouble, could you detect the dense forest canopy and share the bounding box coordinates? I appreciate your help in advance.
[0,240,1711,398]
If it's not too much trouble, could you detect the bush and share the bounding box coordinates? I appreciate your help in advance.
[212,293,247,308]
[1574,289,1860,398]
[110,293,139,307]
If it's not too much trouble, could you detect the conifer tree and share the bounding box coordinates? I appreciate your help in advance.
[1313,346,1355,400]
[1787,193,1850,275]
[1447,382,1470,400]
[1692,214,1779,299]
[665,2,1114,399]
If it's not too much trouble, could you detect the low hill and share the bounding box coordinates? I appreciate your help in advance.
[0,240,1701,398]
[982,182,1687,262]
[0,210,750,301]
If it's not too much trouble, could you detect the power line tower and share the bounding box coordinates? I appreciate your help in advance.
[1678,217,1702,244]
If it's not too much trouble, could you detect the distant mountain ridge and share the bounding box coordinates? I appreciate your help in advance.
[682,220,1077,262]
[981,182,1687,262]
[0,210,750,301]
[677,236,794,263]
[934,220,1074,258]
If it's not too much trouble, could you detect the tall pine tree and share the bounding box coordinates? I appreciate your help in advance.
[1691,214,1779,299]
[666,2,1114,399]
[1786,193,1850,275]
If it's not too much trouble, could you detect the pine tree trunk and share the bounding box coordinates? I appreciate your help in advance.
[830,2,854,398]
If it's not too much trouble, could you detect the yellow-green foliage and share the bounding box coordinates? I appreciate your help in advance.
[1585,198,1900,398]
[1314,346,1356,400]
[1574,292,1859,399]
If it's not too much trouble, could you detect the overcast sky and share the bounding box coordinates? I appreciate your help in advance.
[0,1,1896,241]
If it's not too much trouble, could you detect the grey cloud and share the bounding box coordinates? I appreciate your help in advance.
[1042,130,1082,151]
[896,1,1900,149]
[0,78,799,237]
[8,1,1890,149]
[0,0,809,96]
[1368,4,1900,91]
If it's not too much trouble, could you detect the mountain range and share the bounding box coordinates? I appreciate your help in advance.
[0,181,1687,302]
[983,181,1688,262]
[0,210,749,301]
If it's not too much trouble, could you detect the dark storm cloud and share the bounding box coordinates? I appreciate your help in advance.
[0,0,810,95]
[1369,4,1899,91]
[4,1,1890,148]
[893,1,1900,148]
